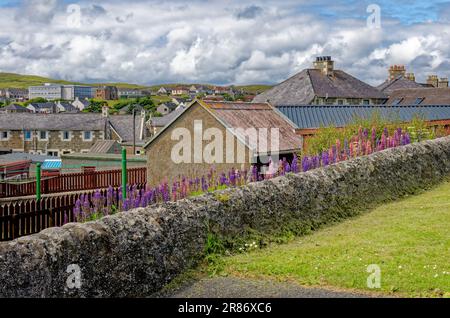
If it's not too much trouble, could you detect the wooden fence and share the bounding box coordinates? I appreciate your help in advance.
[0,167,147,198]
[0,184,146,241]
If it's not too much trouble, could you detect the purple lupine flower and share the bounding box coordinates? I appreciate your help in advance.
[322,151,329,166]
[201,176,208,192]
[363,128,369,140]
[291,155,298,173]
[301,156,310,172]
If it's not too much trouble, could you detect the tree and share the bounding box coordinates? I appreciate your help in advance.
[83,99,108,113]
[24,97,48,106]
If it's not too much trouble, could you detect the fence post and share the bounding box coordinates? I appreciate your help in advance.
[36,163,41,201]
[121,148,127,200]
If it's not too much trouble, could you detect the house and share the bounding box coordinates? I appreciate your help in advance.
[386,88,450,106]
[147,106,186,136]
[95,86,118,100]
[0,103,32,113]
[143,101,302,186]
[156,102,178,115]
[72,97,90,111]
[26,102,57,113]
[0,88,28,102]
[171,86,189,96]
[377,65,431,96]
[253,56,387,106]
[108,111,150,155]
[56,101,79,113]
[276,104,450,148]
[117,104,144,115]
[189,85,198,94]
[0,109,150,156]
[157,87,168,95]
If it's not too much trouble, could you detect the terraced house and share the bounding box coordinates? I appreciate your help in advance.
[0,109,150,156]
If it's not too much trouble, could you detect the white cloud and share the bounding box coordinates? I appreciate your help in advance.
[0,0,449,86]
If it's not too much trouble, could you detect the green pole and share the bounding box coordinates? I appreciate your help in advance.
[121,148,127,200]
[36,163,41,201]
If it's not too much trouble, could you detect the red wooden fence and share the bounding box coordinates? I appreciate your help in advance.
[0,167,147,198]
[0,184,146,241]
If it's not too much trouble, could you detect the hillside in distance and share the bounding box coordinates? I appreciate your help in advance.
[0,72,272,94]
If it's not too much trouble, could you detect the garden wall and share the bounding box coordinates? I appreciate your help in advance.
[0,136,449,297]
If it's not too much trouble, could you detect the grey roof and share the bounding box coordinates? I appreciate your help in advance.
[0,104,30,112]
[89,140,121,154]
[29,102,56,109]
[377,76,431,95]
[109,115,145,144]
[0,113,109,130]
[0,152,55,164]
[150,106,185,127]
[253,69,387,106]
[58,102,79,112]
[276,104,450,129]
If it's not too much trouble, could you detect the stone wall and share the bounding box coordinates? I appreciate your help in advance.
[0,137,449,297]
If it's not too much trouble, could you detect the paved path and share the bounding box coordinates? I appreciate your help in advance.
[161,276,378,298]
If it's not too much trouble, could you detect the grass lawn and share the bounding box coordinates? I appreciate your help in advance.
[215,181,450,297]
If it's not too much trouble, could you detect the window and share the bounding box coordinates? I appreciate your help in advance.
[363,100,370,105]
[24,130,32,140]
[83,131,92,141]
[1,131,8,140]
[47,151,58,157]
[337,100,344,105]
[62,131,70,140]
[391,98,403,106]
[414,97,424,105]
[39,131,48,140]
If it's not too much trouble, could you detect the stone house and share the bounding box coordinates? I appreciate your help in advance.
[0,104,32,113]
[143,101,302,186]
[0,88,28,102]
[156,102,178,115]
[253,56,387,106]
[0,110,150,157]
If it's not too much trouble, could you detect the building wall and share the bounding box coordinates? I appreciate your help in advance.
[146,103,252,186]
[0,130,105,156]
[312,96,385,105]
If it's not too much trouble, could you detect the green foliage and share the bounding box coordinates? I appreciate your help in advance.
[83,99,108,113]
[304,111,437,155]
[204,232,226,276]
[24,97,48,106]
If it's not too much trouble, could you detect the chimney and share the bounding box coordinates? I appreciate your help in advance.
[427,75,439,87]
[405,72,415,82]
[438,77,449,88]
[388,65,406,81]
[102,105,109,118]
[313,56,334,76]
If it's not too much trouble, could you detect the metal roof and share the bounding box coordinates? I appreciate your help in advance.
[42,159,62,170]
[276,105,450,129]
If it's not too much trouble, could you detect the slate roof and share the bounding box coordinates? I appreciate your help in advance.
[109,115,145,144]
[276,104,450,129]
[0,104,31,112]
[150,106,186,127]
[377,76,431,95]
[0,113,109,130]
[386,88,450,105]
[253,69,387,106]
[29,102,57,110]
[58,102,79,112]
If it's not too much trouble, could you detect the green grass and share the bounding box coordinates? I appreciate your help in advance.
[215,181,450,298]
[234,85,272,94]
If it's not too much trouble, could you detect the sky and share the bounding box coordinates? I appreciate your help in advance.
[0,0,449,86]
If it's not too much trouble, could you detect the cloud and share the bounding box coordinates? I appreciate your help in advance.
[0,0,449,86]
[235,5,263,20]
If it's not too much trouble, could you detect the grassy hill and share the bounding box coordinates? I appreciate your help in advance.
[0,72,272,93]
[0,73,149,90]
